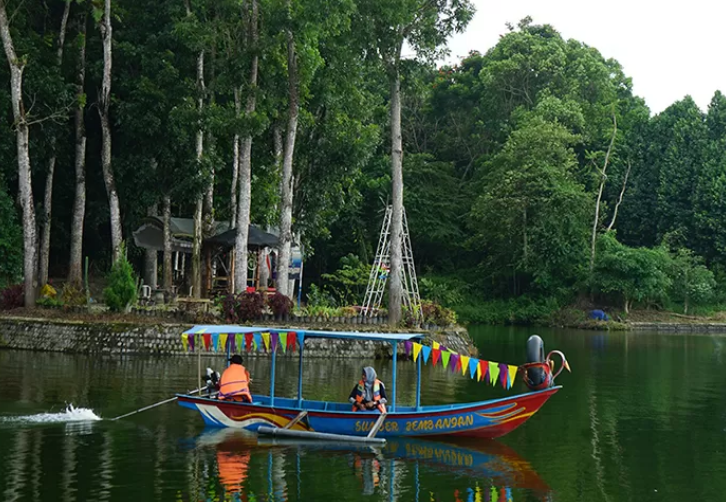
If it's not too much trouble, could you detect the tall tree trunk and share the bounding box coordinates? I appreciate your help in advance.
[230,88,241,229]
[191,50,205,299]
[143,204,158,289]
[589,114,617,275]
[98,0,122,262]
[38,0,71,287]
[68,11,87,287]
[606,160,632,232]
[388,68,404,325]
[277,15,299,299]
[259,125,282,291]
[162,195,172,291]
[0,0,37,306]
[234,0,259,293]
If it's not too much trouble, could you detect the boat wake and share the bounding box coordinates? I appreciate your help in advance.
[0,404,102,424]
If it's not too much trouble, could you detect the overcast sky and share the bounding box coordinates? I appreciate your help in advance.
[441,0,724,115]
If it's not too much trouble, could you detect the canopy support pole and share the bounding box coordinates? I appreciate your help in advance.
[296,339,304,407]
[270,344,277,407]
[391,341,398,412]
[197,334,202,394]
[415,349,422,411]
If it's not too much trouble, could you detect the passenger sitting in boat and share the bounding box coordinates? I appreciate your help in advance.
[349,367,387,413]
[218,354,252,403]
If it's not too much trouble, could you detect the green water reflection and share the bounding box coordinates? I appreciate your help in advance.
[1,325,725,501]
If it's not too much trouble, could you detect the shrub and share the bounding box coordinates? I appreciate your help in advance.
[306,283,336,308]
[0,284,23,310]
[320,254,370,305]
[0,184,22,288]
[103,247,138,312]
[37,296,63,308]
[222,292,264,322]
[267,292,293,318]
[39,283,57,299]
[421,300,457,326]
[61,283,87,306]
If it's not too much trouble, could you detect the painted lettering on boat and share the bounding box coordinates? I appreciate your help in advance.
[354,420,400,433]
[404,414,474,432]
[403,443,474,467]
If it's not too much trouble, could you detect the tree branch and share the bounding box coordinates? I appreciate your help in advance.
[606,159,631,232]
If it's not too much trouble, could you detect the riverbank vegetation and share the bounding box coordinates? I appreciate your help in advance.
[0,4,724,326]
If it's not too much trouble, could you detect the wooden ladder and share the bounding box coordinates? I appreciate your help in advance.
[367,412,388,438]
[284,411,308,429]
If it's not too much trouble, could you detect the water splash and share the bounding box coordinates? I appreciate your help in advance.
[0,404,101,424]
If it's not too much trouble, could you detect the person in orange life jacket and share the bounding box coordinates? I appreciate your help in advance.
[349,366,387,412]
[218,354,253,403]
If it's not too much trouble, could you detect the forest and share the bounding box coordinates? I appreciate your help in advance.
[0,0,724,324]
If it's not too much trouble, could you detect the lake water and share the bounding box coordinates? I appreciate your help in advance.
[1,326,725,501]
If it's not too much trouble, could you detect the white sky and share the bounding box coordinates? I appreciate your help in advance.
[441,0,725,115]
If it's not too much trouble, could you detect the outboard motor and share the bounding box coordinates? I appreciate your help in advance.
[521,335,571,391]
[201,367,221,394]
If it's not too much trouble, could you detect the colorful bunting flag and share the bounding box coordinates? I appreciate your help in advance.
[469,358,479,379]
[253,333,262,351]
[450,353,460,373]
[460,355,470,376]
[413,343,422,362]
[219,334,228,353]
[271,332,279,352]
[211,333,220,352]
[421,345,431,364]
[489,361,499,385]
[432,341,440,351]
[431,348,441,366]
[481,360,489,382]
[229,333,236,353]
[280,332,288,353]
[188,333,195,351]
[181,334,189,352]
[261,332,271,351]
[499,363,508,389]
[404,340,412,356]
[235,334,243,354]
[245,333,253,352]
[202,333,211,351]
[441,350,451,369]
[508,365,518,389]
[288,332,297,352]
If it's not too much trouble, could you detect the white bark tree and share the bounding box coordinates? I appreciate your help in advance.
[38,0,71,287]
[0,0,38,306]
[162,195,173,291]
[230,88,240,228]
[387,59,404,325]
[68,10,87,287]
[191,50,205,298]
[97,0,122,263]
[590,113,617,274]
[234,0,259,293]
[276,2,299,299]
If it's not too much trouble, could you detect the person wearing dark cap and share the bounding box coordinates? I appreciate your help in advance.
[218,354,253,402]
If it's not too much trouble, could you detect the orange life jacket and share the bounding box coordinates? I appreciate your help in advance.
[218,364,252,402]
[352,379,386,413]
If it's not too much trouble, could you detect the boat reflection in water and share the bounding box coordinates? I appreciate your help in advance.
[189,428,553,501]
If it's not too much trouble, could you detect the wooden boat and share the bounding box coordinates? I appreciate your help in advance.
[177,326,566,443]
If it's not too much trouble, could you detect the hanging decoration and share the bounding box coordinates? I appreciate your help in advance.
[412,342,422,362]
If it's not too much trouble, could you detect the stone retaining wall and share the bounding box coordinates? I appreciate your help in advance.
[0,317,476,358]
[628,322,726,333]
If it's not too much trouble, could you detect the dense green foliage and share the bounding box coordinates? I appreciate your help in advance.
[103,246,138,312]
[0,3,723,321]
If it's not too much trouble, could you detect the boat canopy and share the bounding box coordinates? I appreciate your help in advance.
[182,325,424,343]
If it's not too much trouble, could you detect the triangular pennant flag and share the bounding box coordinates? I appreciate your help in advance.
[280,333,288,353]
[441,351,451,368]
[499,363,508,389]
[469,358,479,379]
[421,345,431,364]
[431,348,441,367]
[270,332,279,353]
[491,486,498,502]
[404,341,412,356]
[489,361,499,385]
[202,333,211,351]
[253,333,262,351]
[450,353,460,374]
[460,355,470,376]
[508,365,518,389]
[188,333,195,351]
[181,334,189,352]
[261,332,271,352]
[288,332,297,352]
[235,334,243,353]
[211,333,220,352]
[476,360,482,381]
[229,333,236,352]
[413,343,422,362]
[219,334,228,353]
[432,341,440,350]
[245,333,253,352]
